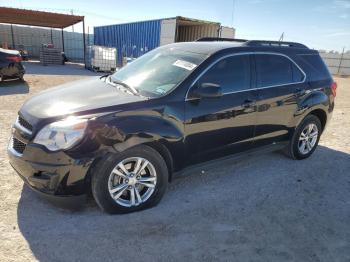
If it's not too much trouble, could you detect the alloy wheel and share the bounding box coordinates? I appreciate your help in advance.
[108,157,157,207]
[298,123,318,155]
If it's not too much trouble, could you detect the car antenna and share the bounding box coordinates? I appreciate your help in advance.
[279,32,284,42]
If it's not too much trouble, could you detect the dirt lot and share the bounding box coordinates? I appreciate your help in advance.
[0,64,349,262]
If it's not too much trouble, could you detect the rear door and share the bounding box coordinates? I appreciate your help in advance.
[184,54,258,162]
[253,53,307,147]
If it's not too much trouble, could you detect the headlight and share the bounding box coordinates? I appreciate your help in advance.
[34,117,88,151]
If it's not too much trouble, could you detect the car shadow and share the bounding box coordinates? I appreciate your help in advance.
[17,145,350,261]
[0,79,29,95]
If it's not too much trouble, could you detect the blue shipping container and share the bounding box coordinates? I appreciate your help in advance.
[94,19,162,66]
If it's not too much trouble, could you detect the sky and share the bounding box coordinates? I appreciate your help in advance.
[1,0,350,52]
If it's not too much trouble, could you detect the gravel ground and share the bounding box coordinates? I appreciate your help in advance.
[0,64,349,262]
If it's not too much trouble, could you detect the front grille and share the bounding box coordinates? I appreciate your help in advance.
[18,116,33,131]
[12,137,26,154]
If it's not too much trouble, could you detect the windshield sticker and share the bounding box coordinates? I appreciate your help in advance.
[173,60,197,71]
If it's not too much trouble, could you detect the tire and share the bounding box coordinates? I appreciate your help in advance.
[285,114,322,160]
[18,74,24,81]
[92,145,168,214]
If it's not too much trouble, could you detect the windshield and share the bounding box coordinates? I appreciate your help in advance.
[111,47,207,98]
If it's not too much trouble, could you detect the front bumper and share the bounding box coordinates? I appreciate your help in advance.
[8,135,92,208]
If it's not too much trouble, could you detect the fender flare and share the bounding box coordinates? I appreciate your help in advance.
[294,90,329,129]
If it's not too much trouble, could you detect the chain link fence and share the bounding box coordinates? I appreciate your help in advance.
[0,24,93,63]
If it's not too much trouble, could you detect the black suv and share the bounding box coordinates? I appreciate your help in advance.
[8,39,336,214]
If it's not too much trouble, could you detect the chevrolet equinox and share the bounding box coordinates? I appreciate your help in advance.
[8,39,336,214]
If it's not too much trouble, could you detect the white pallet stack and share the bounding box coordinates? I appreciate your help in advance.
[87,45,117,72]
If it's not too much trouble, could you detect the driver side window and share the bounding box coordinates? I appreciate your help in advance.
[196,55,251,94]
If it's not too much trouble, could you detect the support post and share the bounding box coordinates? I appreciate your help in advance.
[87,26,89,46]
[50,28,53,44]
[10,24,15,49]
[337,47,345,75]
[61,29,65,53]
[83,18,86,68]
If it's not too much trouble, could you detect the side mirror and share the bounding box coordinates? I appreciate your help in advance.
[191,83,222,99]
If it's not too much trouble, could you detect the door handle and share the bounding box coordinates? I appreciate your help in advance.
[242,99,256,108]
[294,88,306,97]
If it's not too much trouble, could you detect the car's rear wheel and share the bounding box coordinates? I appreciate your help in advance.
[286,114,322,160]
[92,145,168,214]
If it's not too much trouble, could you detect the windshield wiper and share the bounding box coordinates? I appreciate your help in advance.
[109,76,139,95]
[100,74,111,80]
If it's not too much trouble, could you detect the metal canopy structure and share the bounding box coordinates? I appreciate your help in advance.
[0,7,86,67]
[0,7,84,28]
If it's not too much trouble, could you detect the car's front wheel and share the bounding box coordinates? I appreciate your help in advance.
[18,74,24,81]
[92,145,168,214]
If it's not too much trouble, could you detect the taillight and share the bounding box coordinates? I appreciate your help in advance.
[331,81,337,97]
[6,56,22,63]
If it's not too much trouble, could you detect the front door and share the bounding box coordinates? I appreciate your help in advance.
[184,54,258,163]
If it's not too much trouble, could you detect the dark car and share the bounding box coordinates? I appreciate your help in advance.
[8,39,336,214]
[0,48,25,81]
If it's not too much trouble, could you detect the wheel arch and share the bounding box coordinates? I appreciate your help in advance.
[295,88,330,133]
[309,109,327,132]
[85,140,176,191]
[294,107,328,134]
[143,141,174,182]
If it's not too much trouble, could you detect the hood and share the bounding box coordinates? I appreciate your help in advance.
[21,77,146,119]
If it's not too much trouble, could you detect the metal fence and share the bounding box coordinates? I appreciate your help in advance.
[0,24,93,63]
[319,49,350,76]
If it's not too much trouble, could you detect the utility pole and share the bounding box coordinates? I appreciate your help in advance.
[71,9,74,32]
[10,24,15,49]
[83,18,86,68]
[231,0,236,27]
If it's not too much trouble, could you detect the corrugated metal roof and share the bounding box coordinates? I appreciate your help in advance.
[0,7,84,28]
[175,16,220,26]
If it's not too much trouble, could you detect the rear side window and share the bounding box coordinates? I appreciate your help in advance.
[197,55,251,93]
[292,65,304,82]
[255,54,304,88]
[297,54,331,81]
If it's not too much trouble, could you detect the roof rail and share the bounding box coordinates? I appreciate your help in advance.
[196,37,248,43]
[196,37,308,49]
[245,40,308,49]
